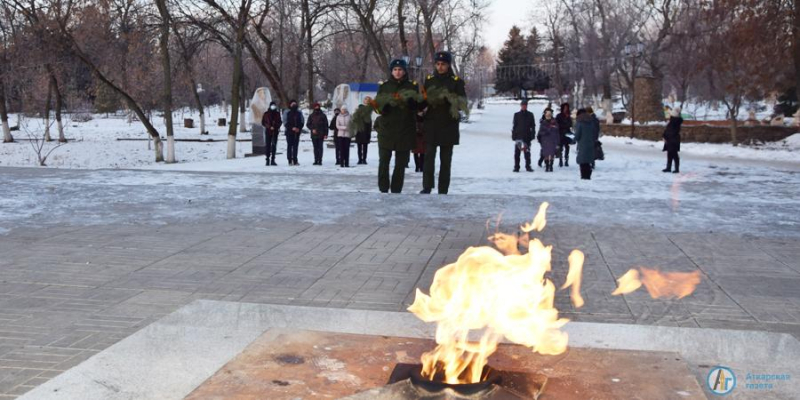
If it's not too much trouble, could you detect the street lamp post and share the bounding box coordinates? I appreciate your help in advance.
[624,41,644,138]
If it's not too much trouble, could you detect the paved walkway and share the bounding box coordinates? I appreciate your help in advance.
[1,219,800,398]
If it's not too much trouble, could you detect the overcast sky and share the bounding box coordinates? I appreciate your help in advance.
[484,0,544,52]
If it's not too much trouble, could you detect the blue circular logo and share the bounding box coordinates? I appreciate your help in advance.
[707,366,736,395]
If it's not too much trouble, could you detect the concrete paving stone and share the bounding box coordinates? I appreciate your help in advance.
[2,218,800,397]
[0,368,43,394]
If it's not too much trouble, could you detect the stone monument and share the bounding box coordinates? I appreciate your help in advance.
[249,88,272,156]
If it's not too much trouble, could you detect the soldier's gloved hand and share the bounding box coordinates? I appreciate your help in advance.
[407,98,417,109]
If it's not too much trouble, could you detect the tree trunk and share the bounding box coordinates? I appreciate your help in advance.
[156,0,175,163]
[54,83,65,143]
[398,0,408,57]
[795,0,800,95]
[239,70,247,133]
[1,79,12,143]
[189,77,206,134]
[228,40,243,159]
[730,118,738,146]
[44,78,53,142]
[420,4,437,62]
[199,111,206,135]
[301,0,315,103]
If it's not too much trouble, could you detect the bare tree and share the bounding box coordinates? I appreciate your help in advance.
[156,0,175,162]
[13,0,167,161]
[23,119,66,166]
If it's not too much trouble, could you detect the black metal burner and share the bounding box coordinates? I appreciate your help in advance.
[339,363,547,399]
[395,363,501,396]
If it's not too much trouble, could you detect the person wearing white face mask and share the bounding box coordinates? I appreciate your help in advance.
[261,101,282,166]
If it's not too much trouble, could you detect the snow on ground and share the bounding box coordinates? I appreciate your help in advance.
[1,99,799,237]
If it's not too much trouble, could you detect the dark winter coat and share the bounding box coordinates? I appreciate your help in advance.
[306,109,329,138]
[512,110,535,142]
[353,105,373,144]
[414,114,426,154]
[574,113,599,164]
[422,71,467,146]
[284,108,305,136]
[662,116,683,152]
[329,113,340,138]
[261,110,282,135]
[375,77,418,151]
[537,117,560,157]
[557,106,573,146]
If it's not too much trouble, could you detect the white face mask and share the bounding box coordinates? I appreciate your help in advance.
[269,105,277,110]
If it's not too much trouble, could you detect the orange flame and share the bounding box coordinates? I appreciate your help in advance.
[521,202,549,233]
[408,202,572,384]
[562,250,585,308]
[612,268,701,299]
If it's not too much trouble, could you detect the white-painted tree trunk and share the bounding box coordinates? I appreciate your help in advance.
[166,135,175,163]
[44,116,52,142]
[199,113,206,134]
[2,120,11,143]
[57,119,65,143]
[239,111,247,132]
[603,98,614,124]
[227,135,236,159]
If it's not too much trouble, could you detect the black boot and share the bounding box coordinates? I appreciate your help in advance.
[537,156,544,168]
[526,165,533,172]
[513,166,520,172]
[271,158,277,166]
[673,158,680,173]
[564,159,569,167]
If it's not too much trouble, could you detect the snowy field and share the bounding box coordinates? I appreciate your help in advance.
[1,99,799,238]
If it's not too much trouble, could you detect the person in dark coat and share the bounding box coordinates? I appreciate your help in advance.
[512,99,535,172]
[306,103,329,165]
[586,106,601,169]
[261,101,282,166]
[375,59,418,193]
[556,102,573,167]
[413,113,426,172]
[420,51,467,195]
[329,108,341,165]
[574,108,599,180]
[354,97,373,165]
[662,107,683,173]
[537,108,560,172]
[283,100,304,165]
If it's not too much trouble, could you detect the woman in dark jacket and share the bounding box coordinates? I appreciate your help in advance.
[574,108,599,180]
[556,102,573,167]
[354,98,374,165]
[537,108,560,172]
[662,107,683,173]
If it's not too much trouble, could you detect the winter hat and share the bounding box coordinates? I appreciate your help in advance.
[340,105,348,112]
[520,99,529,106]
[670,106,681,118]
[389,59,408,74]
[585,106,594,114]
[434,51,453,64]
[313,102,321,109]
